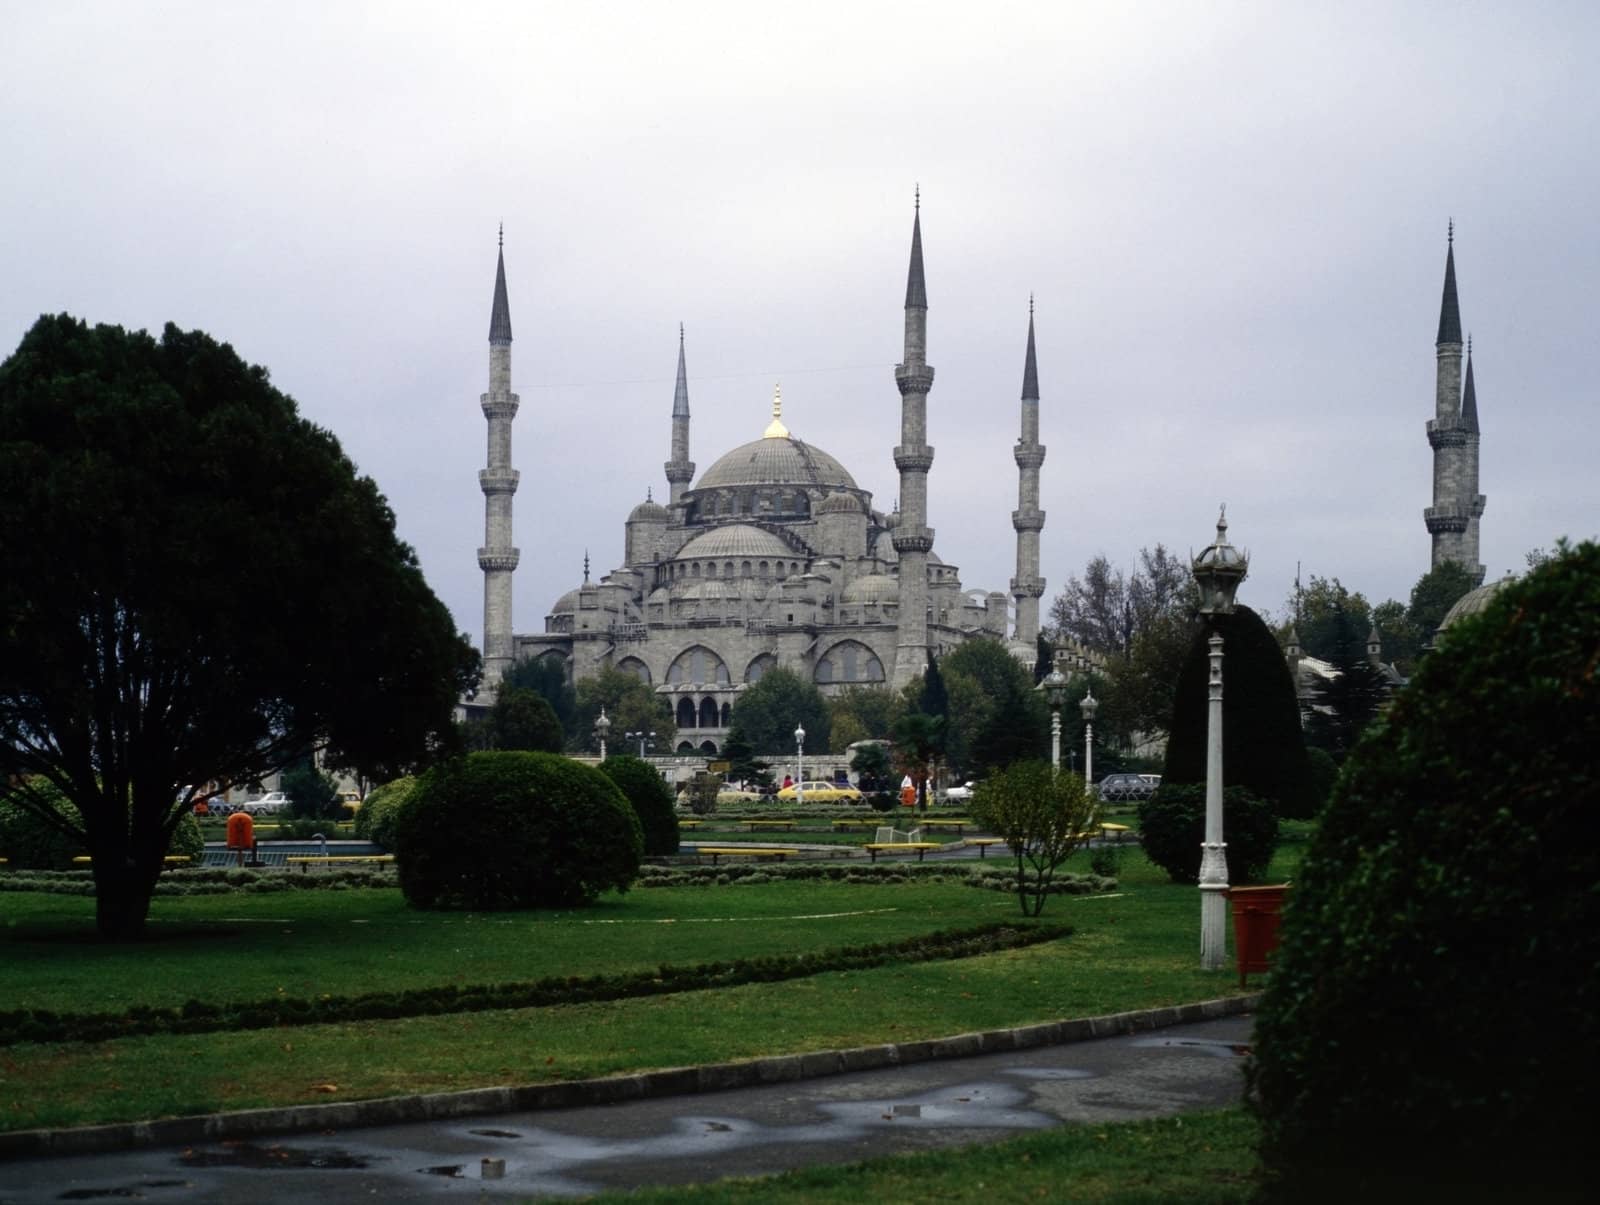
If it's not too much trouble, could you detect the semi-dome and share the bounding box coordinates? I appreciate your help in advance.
[694,435,858,492]
[675,523,798,561]
[628,497,670,523]
[548,587,581,614]
[842,574,899,604]
[817,490,865,514]
[1438,573,1516,634]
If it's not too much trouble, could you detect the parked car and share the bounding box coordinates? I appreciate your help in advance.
[243,791,289,815]
[715,788,764,805]
[776,780,863,803]
[337,790,363,813]
[1096,773,1156,802]
[941,782,976,803]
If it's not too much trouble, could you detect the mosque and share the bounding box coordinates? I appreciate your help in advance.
[472,202,1049,754]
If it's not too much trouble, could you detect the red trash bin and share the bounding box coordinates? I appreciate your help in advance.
[225,811,255,866]
[1228,884,1291,987]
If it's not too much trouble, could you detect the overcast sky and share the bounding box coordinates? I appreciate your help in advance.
[5,1,1597,653]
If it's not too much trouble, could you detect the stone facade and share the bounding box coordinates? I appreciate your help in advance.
[491,203,1044,753]
[1424,224,1487,586]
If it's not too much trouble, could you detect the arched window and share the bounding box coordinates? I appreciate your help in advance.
[617,657,651,685]
[745,654,777,684]
[676,697,696,729]
[741,561,752,578]
[720,702,732,727]
[699,739,719,755]
[698,697,719,728]
[815,640,885,686]
[759,561,769,578]
[705,562,716,578]
[723,561,734,578]
[676,741,696,754]
[692,562,701,578]
[666,645,731,687]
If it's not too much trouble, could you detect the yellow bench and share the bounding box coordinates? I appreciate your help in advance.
[743,818,798,832]
[966,837,1007,858]
[72,855,191,864]
[831,818,878,831]
[920,818,970,833]
[695,846,798,865]
[286,855,395,874]
[862,842,943,863]
[1100,822,1131,841]
[677,818,702,829]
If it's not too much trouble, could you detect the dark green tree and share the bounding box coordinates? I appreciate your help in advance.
[282,760,341,821]
[572,666,674,754]
[848,740,892,793]
[918,651,949,719]
[489,687,565,752]
[726,666,829,754]
[719,727,772,792]
[940,638,1048,777]
[598,753,679,856]
[889,711,945,809]
[1285,574,1372,662]
[1033,633,1053,684]
[1250,542,1600,1198]
[1162,605,1317,819]
[501,654,576,736]
[1301,602,1391,762]
[1405,559,1478,651]
[0,316,479,938]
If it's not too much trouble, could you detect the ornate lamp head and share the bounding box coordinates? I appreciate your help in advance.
[794,723,806,748]
[1040,667,1070,709]
[1191,505,1248,615]
[1080,689,1099,722]
[595,708,612,739]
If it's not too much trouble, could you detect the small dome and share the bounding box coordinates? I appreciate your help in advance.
[842,574,899,604]
[1438,573,1516,634]
[817,491,865,515]
[629,498,670,523]
[675,523,797,561]
[548,588,581,614]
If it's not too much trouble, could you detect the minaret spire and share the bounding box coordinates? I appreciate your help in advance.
[664,324,695,505]
[478,228,522,686]
[892,191,936,687]
[1011,298,1047,644]
[1424,224,1485,585]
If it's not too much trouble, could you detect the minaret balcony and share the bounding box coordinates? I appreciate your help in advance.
[1425,419,1469,449]
[893,447,935,473]
[664,459,695,482]
[1013,445,1046,470]
[1423,505,1469,535]
[892,530,935,555]
[479,469,521,495]
[478,548,521,572]
[1011,509,1045,533]
[894,366,936,394]
[480,394,521,420]
[1010,575,1046,598]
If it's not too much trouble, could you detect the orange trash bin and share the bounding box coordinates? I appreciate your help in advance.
[225,811,255,866]
[1228,883,1291,987]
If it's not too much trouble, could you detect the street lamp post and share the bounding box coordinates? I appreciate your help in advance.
[1080,689,1099,790]
[794,723,806,805]
[1191,506,1248,971]
[1039,668,1070,773]
[626,730,653,758]
[595,708,611,762]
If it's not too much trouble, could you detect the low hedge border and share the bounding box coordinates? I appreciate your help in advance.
[0,868,396,896]
[0,921,1068,1048]
[638,862,1117,895]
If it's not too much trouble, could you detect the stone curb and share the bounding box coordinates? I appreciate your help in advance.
[0,994,1259,1162]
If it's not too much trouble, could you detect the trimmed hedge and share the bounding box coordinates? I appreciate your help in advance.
[352,775,416,849]
[394,752,643,910]
[1249,543,1600,1196]
[0,779,202,870]
[0,921,1067,1047]
[599,754,680,856]
[1136,782,1278,885]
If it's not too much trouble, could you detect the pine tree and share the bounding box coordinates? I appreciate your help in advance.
[1302,602,1391,761]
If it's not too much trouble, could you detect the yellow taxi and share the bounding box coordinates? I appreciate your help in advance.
[776,780,863,803]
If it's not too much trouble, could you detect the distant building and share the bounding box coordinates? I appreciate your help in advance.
[476,200,1049,754]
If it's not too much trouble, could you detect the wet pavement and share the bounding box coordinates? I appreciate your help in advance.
[0,1014,1251,1203]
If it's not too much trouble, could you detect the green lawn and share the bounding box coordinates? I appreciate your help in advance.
[0,844,1298,1133]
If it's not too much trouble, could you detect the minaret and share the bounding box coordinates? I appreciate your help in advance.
[892,191,936,687]
[664,324,695,506]
[1424,222,1485,585]
[1461,335,1486,581]
[478,227,521,685]
[1010,297,1047,644]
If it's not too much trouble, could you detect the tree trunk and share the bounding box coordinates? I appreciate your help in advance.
[88,840,162,940]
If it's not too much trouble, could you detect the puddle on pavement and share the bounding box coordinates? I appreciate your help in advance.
[469,1128,523,1139]
[1008,1067,1097,1080]
[57,1179,191,1200]
[1128,1037,1250,1058]
[418,1164,467,1177]
[178,1142,371,1169]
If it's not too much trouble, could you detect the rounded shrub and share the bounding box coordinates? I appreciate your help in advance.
[0,778,203,869]
[1136,782,1278,884]
[1162,605,1317,819]
[353,775,416,849]
[1250,543,1600,1197]
[393,751,643,910]
[598,754,679,856]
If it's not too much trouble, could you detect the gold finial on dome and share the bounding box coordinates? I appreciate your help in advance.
[762,383,790,439]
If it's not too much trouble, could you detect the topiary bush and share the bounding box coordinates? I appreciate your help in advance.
[1303,745,1339,813]
[598,754,679,856]
[1162,605,1317,819]
[1249,543,1600,1198]
[0,778,202,869]
[393,751,642,910]
[353,775,416,849]
[1136,782,1278,884]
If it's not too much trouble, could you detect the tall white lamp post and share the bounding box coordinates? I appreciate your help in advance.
[1080,689,1098,789]
[1191,507,1248,971]
[1040,668,1069,772]
[794,723,806,805]
[626,730,653,758]
[595,708,611,762]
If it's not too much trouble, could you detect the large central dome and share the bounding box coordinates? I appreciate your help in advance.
[694,434,859,491]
